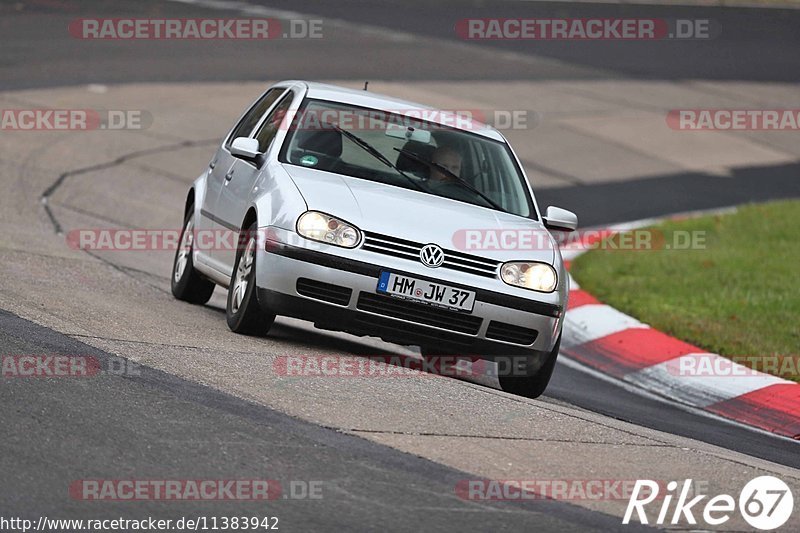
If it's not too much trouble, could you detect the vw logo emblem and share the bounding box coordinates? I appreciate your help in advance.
[419,244,445,268]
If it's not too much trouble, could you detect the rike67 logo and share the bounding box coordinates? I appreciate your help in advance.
[624,476,793,530]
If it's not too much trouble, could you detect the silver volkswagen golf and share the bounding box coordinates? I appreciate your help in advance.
[171,81,578,398]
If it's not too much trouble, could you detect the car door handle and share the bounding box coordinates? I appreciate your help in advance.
[209,159,216,170]
[225,170,234,181]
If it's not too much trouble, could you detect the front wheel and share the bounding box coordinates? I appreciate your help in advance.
[497,334,561,399]
[226,223,275,335]
[171,209,215,304]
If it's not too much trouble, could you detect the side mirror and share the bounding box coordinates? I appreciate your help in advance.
[543,206,578,232]
[230,137,261,162]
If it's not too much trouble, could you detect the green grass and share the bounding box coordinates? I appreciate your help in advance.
[571,200,800,381]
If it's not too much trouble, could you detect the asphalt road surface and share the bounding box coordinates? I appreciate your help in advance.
[2,0,799,531]
[1,309,648,532]
[3,0,800,87]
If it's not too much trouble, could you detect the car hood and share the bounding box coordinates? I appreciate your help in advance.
[281,164,556,264]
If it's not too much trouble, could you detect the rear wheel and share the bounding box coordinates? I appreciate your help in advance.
[497,334,561,399]
[226,223,275,335]
[171,209,215,304]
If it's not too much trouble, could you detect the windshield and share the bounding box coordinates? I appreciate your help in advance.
[278,99,536,218]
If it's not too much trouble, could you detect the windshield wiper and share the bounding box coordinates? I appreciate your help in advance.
[392,147,509,214]
[323,123,425,193]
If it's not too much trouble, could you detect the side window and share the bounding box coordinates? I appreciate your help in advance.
[226,88,285,149]
[255,91,295,153]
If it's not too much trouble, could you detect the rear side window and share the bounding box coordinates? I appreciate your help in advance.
[226,87,285,149]
[254,91,295,153]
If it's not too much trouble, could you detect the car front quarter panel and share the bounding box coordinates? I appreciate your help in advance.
[253,159,309,231]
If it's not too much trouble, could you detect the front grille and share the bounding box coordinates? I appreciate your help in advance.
[361,231,500,278]
[485,321,538,345]
[356,292,482,335]
[296,278,352,306]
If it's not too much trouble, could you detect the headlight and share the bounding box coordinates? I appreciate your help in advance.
[296,211,361,248]
[500,261,557,293]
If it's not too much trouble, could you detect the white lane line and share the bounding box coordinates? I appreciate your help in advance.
[624,353,791,408]
[561,304,648,349]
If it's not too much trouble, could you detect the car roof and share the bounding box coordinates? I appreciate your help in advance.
[277,80,505,142]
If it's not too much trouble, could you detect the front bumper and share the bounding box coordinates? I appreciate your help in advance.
[256,230,564,356]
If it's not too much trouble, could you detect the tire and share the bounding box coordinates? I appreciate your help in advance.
[171,208,215,304]
[497,334,561,399]
[226,222,275,335]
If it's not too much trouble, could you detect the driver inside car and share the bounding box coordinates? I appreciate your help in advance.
[428,145,462,184]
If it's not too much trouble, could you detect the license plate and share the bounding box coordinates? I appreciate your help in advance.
[377,272,476,312]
